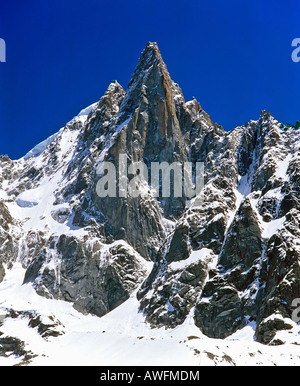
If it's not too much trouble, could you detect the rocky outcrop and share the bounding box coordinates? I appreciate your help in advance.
[138,247,211,328]
[23,235,149,317]
[219,198,262,270]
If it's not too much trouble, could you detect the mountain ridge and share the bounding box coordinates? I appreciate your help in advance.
[0,42,299,364]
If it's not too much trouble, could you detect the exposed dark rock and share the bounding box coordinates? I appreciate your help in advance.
[219,198,262,271]
[194,285,247,339]
[255,317,293,345]
[23,234,149,317]
[138,251,209,328]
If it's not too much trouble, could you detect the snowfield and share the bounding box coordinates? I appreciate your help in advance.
[0,263,299,366]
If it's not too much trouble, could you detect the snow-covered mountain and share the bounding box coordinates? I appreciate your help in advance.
[0,42,299,366]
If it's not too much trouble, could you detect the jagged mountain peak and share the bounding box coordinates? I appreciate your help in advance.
[105,79,124,94]
[139,41,161,62]
[132,41,165,76]
[118,42,184,122]
[81,80,126,144]
[259,109,272,119]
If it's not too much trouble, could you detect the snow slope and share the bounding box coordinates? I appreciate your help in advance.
[0,263,299,366]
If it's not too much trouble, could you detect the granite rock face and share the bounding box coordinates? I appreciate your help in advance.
[0,42,299,345]
[23,236,149,317]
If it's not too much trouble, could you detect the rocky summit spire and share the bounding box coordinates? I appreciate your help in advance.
[106,42,189,218]
[127,42,168,88]
[118,42,184,122]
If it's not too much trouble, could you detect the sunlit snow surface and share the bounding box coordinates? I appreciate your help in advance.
[0,263,299,366]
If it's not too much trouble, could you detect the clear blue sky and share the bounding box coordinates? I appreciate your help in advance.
[0,0,300,159]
